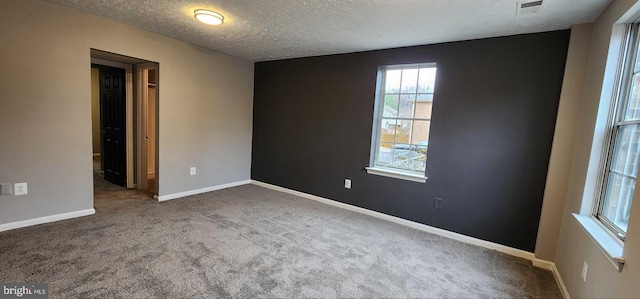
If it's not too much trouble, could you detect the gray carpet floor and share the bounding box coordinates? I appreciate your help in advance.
[0,171,562,298]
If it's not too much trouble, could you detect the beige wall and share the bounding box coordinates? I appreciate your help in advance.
[535,24,593,261]
[0,0,253,225]
[91,68,100,154]
[549,0,640,297]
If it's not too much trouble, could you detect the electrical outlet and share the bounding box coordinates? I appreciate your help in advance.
[190,167,196,176]
[1,183,11,195]
[344,179,351,189]
[434,198,442,209]
[581,262,588,282]
[14,182,27,196]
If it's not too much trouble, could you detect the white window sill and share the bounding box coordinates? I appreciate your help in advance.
[573,213,625,272]
[365,167,427,183]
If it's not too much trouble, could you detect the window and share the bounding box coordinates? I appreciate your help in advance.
[367,63,437,182]
[597,24,640,240]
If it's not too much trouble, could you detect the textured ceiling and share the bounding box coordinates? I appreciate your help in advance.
[47,0,611,62]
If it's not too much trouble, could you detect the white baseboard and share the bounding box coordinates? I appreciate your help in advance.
[157,180,251,202]
[533,258,570,299]
[532,258,554,270]
[554,263,571,299]
[550,262,570,299]
[0,209,96,233]
[251,180,534,259]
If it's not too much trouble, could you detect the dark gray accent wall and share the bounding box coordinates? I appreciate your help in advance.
[252,30,570,252]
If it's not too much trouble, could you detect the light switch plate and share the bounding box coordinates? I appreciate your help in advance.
[14,182,27,196]
[344,179,351,189]
[190,167,196,176]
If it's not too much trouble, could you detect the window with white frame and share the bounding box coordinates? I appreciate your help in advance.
[369,64,437,179]
[597,23,640,240]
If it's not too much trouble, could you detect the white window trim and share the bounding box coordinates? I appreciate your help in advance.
[365,166,427,183]
[592,23,640,241]
[574,21,637,272]
[368,63,436,181]
[573,214,625,271]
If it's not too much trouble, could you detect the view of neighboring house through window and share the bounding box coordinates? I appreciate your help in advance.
[598,23,640,239]
[371,63,437,175]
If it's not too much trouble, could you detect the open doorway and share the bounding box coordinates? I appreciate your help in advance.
[92,64,127,186]
[90,49,159,204]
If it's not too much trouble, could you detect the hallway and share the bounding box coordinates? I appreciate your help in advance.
[93,155,154,211]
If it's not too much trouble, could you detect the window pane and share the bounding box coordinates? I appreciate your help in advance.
[390,146,426,172]
[610,124,640,177]
[625,74,640,121]
[418,68,437,93]
[385,70,401,93]
[398,94,415,118]
[392,147,410,168]
[395,119,412,144]
[376,142,393,167]
[602,172,633,233]
[380,118,398,144]
[400,69,419,93]
[382,94,398,118]
[416,93,433,101]
[412,120,431,146]
[415,97,433,119]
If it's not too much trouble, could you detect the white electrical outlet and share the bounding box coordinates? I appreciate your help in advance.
[1,183,11,195]
[190,167,196,176]
[14,182,27,196]
[581,262,588,282]
[344,179,351,189]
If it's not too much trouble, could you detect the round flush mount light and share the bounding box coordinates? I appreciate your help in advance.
[194,9,224,25]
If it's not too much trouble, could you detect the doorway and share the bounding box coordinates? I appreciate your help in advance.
[93,65,127,186]
[90,49,159,202]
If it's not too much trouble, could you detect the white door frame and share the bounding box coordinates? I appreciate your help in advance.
[91,58,135,189]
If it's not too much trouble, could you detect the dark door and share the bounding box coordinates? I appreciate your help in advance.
[99,67,126,186]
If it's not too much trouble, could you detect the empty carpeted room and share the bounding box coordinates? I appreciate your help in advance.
[1,0,640,298]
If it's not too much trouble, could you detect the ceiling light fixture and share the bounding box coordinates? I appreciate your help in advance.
[194,9,224,25]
